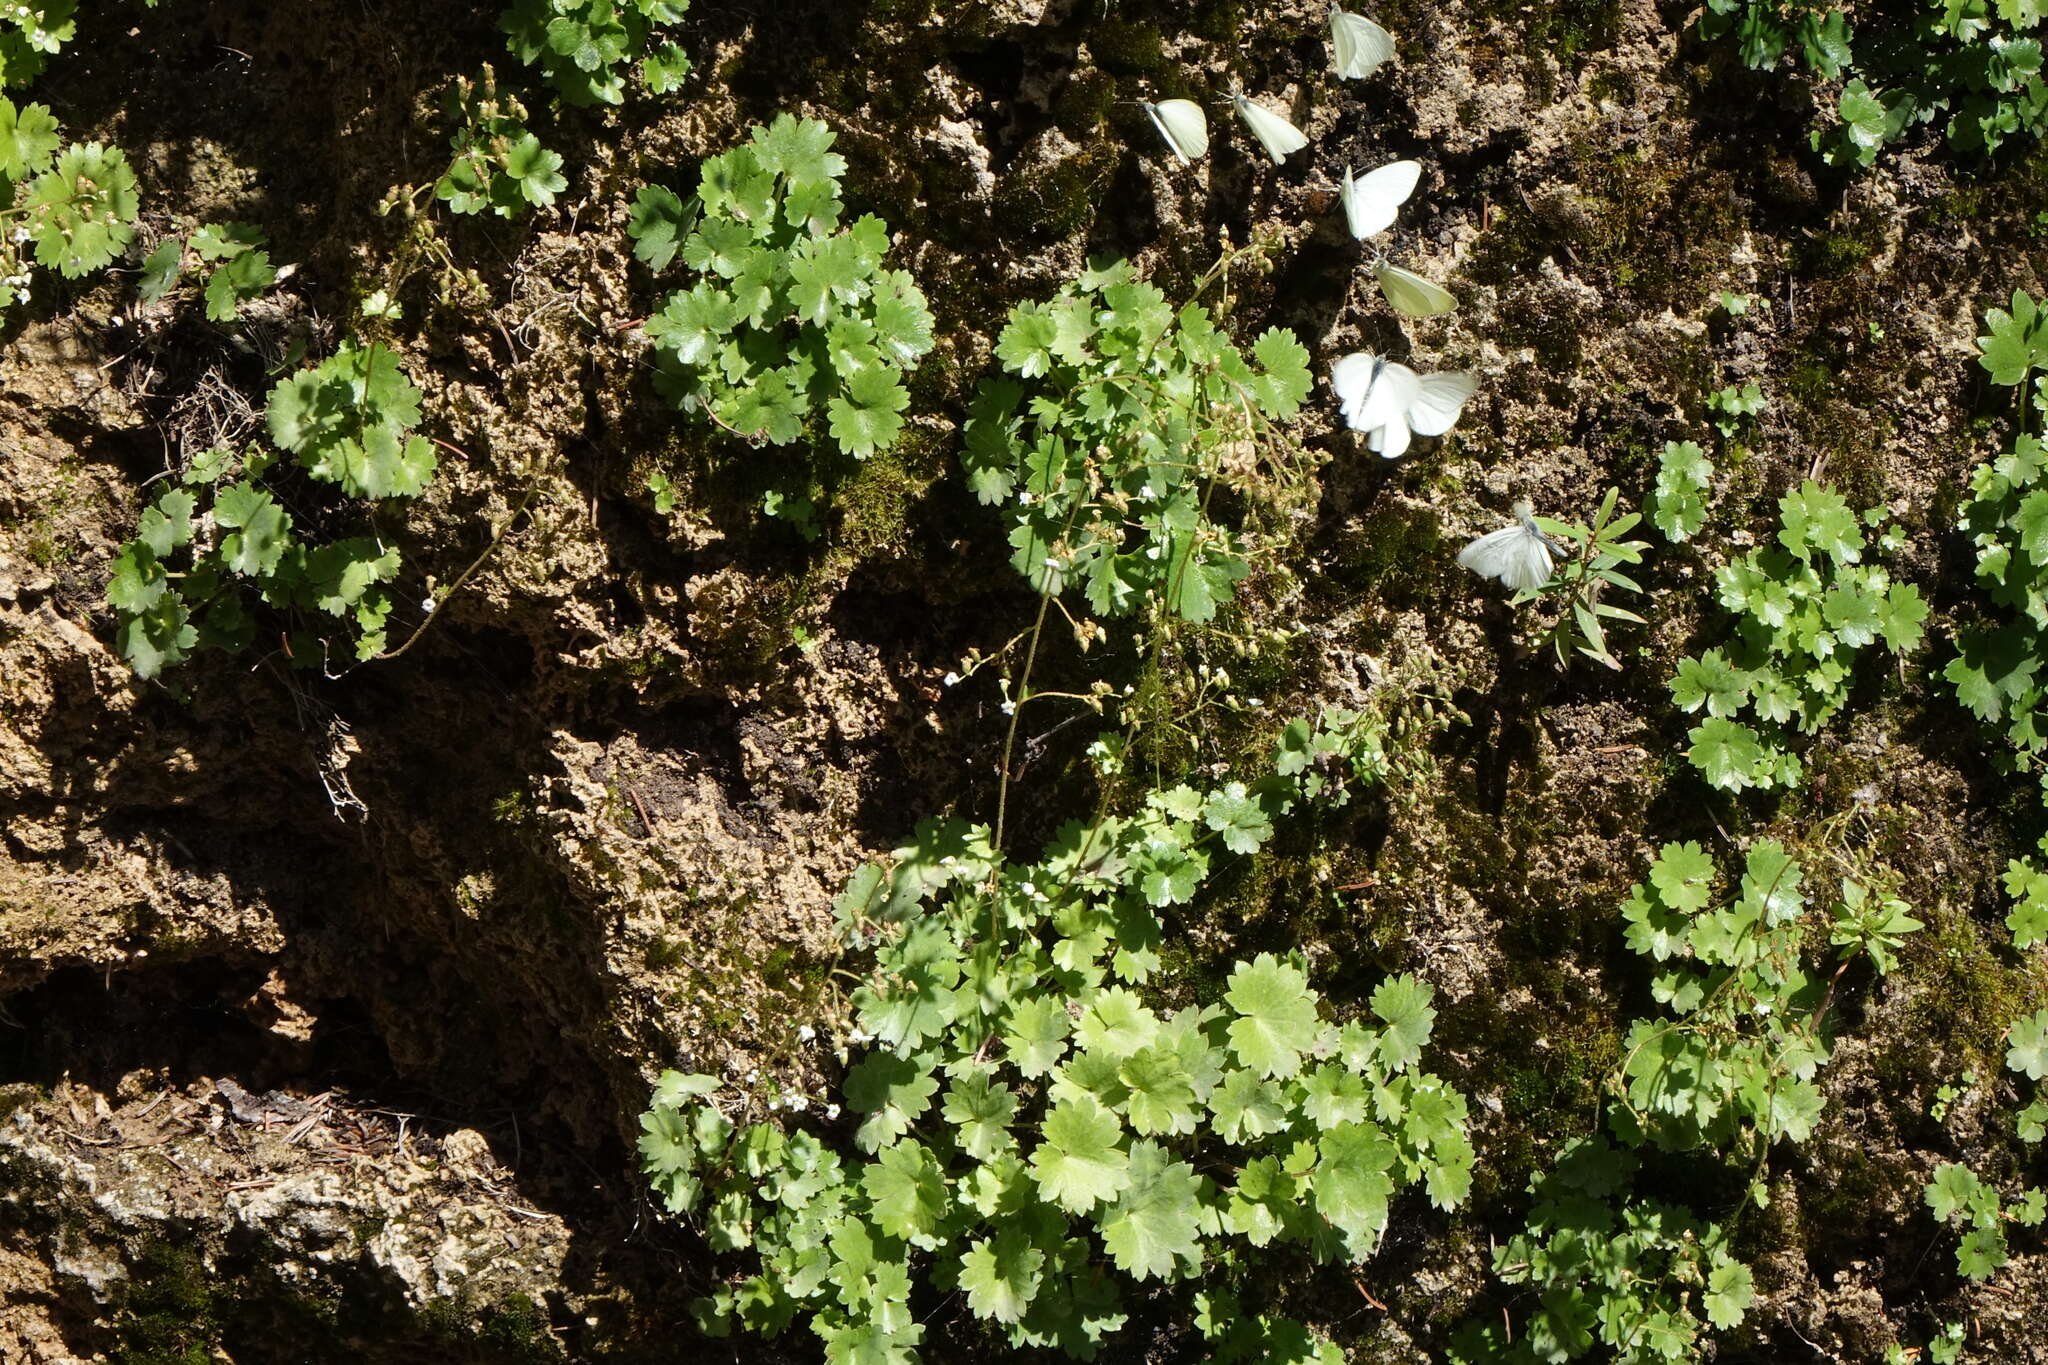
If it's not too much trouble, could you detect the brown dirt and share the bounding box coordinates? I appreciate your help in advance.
[2,0,2046,1359]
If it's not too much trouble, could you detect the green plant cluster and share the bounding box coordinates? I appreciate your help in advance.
[638,711,1472,1364]
[1451,1137,1754,1365]
[2000,858,2048,1143]
[960,259,1313,625]
[1701,0,2048,163]
[1914,861,2048,1283]
[1612,839,1919,1158]
[1668,480,1927,791]
[1525,488,1650,669]
[635,114,936,517]
[1460,836,1912,1360]
[435,65,565,218]
[1648,440,1714,543]
[502,0,690,106]
[1704,380,1765,439]
[1946,291,2048,779]
[1923,1159,2044,1280]
[0,1,74,89]
[1,94,139,314]
[107,341,438,678]
[137,221,280,321]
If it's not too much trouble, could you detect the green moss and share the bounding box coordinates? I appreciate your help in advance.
[1084,18,1166,75]
[111,1240,220,1365]
[992,144,1117,243]
[1052,66,1119,138]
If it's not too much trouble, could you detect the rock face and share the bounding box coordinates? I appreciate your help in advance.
[2,0,2047,1358]
[0,1082,570,1362]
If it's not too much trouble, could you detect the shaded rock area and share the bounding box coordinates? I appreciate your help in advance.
[1,0,2046,1359]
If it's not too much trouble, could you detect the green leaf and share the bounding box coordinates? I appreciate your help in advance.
[106,541,167,615]
[1876,581,1929,654]
[26,141,139,278]
[860,1139,947,1247]
[1119,1044,1198,1137]
[1958,1225,2010,1280]
[1210,1066,1289,1144]
[212,480,293,577]
[646,281,739,367]
[1703,1261,1755,1330]
[1098,1139,1203,1281]
[1002,994,1072,1078]
[136,489,196,558]
[1029,1094,1128,1214]
[940,1071,1017,1160]
[1778,480,1861,563]
[751,112,845,189]
[1926,1162,1987,1222]
[1247,327,1312,419]
[958,1228,1044,1324]
[2008,1008,2048,1080]
[1225,953,1319,1079]
[1980,290,2048,387]
[1201,781,1274,855]
[843,1050,939,1153]
[1670,649,1749,716]
[640,40,692,94]
[1369,975,1436,1070]
[825,365,910,458]
[1649,840,1716,913]
[191,221,264,262]
[503,133,567,207]
[204,249,277,322]
[627,184,693,271]
[1075,986,1158,1058]
[1312,1121,1396,1255]
[0,97,60,180]
[137,238,182,303]
[1688,716,1768,790]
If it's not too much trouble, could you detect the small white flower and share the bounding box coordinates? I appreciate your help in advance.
[943,671,960,687]
[10,227,27,244]
[1001,700,1016,715]
[745,1067,759,1082]
[788,1095,809,1111]
[767,1097,782,1111]
[798,1024,815,1041]
[824,1103,841,1120]
[1020,881,1036,897]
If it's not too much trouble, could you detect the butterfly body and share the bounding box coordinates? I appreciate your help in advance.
[1458,501,1558,592]
[1329,351,1477,459]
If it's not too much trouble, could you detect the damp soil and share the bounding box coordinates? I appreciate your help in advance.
[2,0,2046,1360]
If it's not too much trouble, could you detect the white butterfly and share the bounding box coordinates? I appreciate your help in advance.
[1458,502,1559,593]
[1231,91,1309,164]
[1373,259,1457,317]
[1340,160,1419,239]
[1330,7,1395,79]
[1329,352,1477,459]
[1141,98,1209,164]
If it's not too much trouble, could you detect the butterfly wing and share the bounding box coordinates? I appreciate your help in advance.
[1144,99,1209,163]
[1502,533,1556,592]
[1233,94,1309,164]
[1374,263,1457,317]
[1353,360,1417,435]
[1329,351,1379,426]
[1330,8,1395,79]
[1366,417,1411,459]
[1341,160,1420,239]
[1406,371,1477,436]
[1457,525,1526,582]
